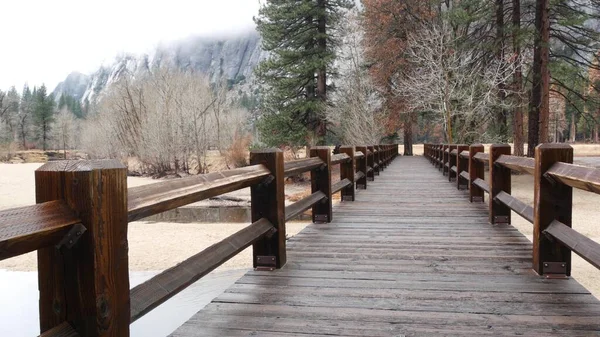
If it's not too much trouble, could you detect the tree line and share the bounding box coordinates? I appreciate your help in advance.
[255,0,600,157]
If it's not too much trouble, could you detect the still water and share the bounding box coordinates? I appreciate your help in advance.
[0,268,246,337]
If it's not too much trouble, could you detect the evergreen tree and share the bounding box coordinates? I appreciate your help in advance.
[34,84,55,150]
[18,85,34,149]
[255,0,353,147]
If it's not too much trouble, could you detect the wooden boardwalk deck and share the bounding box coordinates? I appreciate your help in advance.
[171,156,600,337]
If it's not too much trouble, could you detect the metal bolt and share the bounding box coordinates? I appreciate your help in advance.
[76,231,82,236]
[68,240,73,245]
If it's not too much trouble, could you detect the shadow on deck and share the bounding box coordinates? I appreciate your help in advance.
[172,157,600,336]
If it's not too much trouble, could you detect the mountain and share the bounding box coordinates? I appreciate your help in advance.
[53,30,266,104]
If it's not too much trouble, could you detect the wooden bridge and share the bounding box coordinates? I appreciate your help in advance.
[2,144,600,336]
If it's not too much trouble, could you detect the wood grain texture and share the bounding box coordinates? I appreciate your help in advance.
[472,178,490,194]
[0,201,81,260]
[331,153,351,165]
[310,147,333,223]
[495,155,536,175]
[250,149,286,269]
[35,160,130,336]
[544,220,600,270]
[533,144,574,275]
[469,145,485,202]
[128,165,270,221]
[494,191,534,223]
[546,162,600,194]
[473,152,489,163]
[355,146,368,189]
[38,322,80,337]
[284,157,324,177]
[130,218,273,322]
[339,146,356,201]
[285,192,326,222]
[332,179,352,194]
[489,144,512,224]
[171,156,600,337]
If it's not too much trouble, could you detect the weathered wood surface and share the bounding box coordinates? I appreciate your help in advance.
[285,192,326,222]
[172,156,600,337]
[496,155,536,175]
[130,218,274,322]
[38,322,79,337]
[128,165,270,222]
[545,220,600,270]
[494,191,534,223]
[0,201,81,260]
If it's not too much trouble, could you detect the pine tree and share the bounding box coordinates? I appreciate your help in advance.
[34,84,55,150]
[18,85,34,149]
[255,0,353,147]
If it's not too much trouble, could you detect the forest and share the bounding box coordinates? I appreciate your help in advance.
[1,0,600,174]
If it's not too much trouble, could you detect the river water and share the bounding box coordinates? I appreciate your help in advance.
[0,268,246,337]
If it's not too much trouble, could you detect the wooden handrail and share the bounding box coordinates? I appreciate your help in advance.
[283,157,324,177]
[494,191,534,223]
[285,191,326,222]
[1,144,399,336]
[128,165,271,222]
[130,218,274,322]
[544,220,600,270]
[472,152,488,163]
[0,201,82,260]
[424,142,600,277]
[495,155,535,175]
[546,162,600,194]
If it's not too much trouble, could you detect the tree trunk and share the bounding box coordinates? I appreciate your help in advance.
[496,0,508,141]
[570,112,576,142]
[403,113,414,156]
[512,0,525,156]
[316,0,327,144]
[528,0,549,155]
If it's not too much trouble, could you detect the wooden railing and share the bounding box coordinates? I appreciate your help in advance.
[424,143,600,278]
[0,144,398,337]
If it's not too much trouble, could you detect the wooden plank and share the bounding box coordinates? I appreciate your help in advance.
[450,165,457,173]
[459,151,469,159]
[533,144,573,276]
[494,191,534,223]
[354,151,365,159]
[128,165,270,221]
[489,144,512,225]
[0,201,81,260]
[495,155,535,175]
[310,147,332,223]
[354,171,365,182]
[459,171,470,183]
[544,220,600,270]
[130,218,273,322]
[473,152,489,163]
[38,322,79,337]
[332,178,352,195]
[331,153,350,165]
[283,157,323,177]
[35,160,130,336]
[285,192,326,222]
[250,149,286,269]
[355,146,368,189]
[472,178,490,193]
[546,162,600,194]
[339,146,356,201]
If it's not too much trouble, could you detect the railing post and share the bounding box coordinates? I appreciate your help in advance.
[533,144,573,276]
[250,149,286,269]
[489,144,511,225]
[372,145,380,176]
[376,145,384,171]
[356,146,368,189]
[469,144,485,202]
[456,144,469,190]
[35,160,130,336]
[367,145,375,181]
[448,144,458,182]
[310,146,332,223]
[339,146,356,201]
[442,144,449,175]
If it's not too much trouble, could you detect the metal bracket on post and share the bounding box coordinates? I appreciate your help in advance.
[255,256,277,271]
[543,262,568,279]
[314,214,329,223]
[55,223,87,250]
[493,216,509,224]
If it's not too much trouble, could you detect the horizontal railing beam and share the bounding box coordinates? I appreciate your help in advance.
[285,191,326,222]
[283,157,324,177]
[544,220,600,271]
[495,155,535,175]
[546,162,600,194]
[128,165,270,222]
[0,201,82,261]
[494,191,534,223]
[130,218,274,322]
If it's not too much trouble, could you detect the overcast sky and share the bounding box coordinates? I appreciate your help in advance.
[0,0,260,92]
